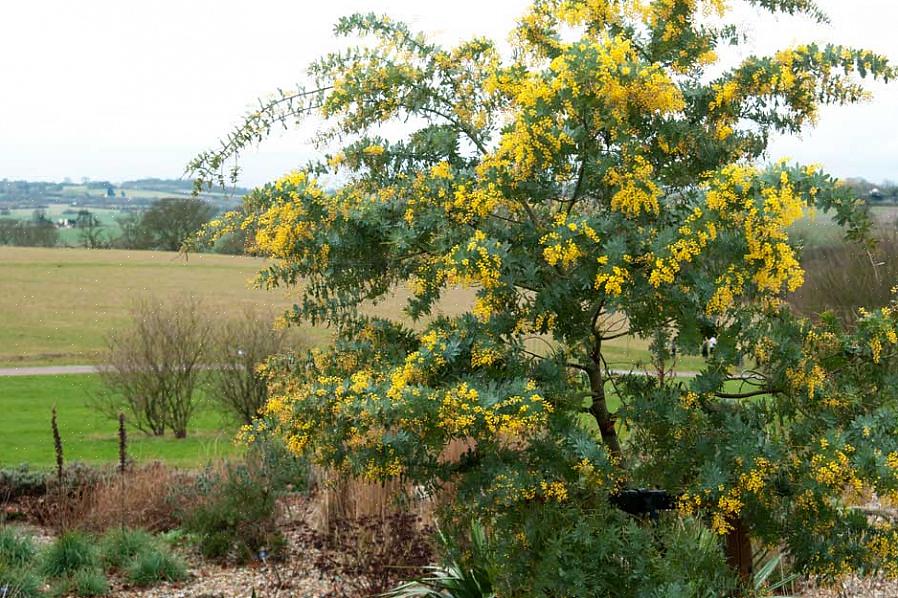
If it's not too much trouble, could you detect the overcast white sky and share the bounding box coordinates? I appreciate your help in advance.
[1,0,896,187]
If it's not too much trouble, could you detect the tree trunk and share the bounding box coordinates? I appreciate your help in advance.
[587,364,622,461]
[724,516,753,583]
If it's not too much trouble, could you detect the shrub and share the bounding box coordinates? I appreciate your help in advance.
[42,531,98,577]
[99,528,154,571]
[71,568,109,597]
[180,462,282,562]
[208,307,289,425]
[0,528,37,568]
[0,563,43,598]
[94,295,211,438]
[77,463,187,532]
[0,466,48,500]
[176,440,306,562]
[790,230,898,324]
[188,0,898,591]
[126,548,187,586]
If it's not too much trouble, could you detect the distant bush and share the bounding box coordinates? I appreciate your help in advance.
[126,547,187,586]
[0,217,58,247]
[790,231,898,324]
[137,198,216,252]
[0,465,48,499]
[95,295,212,438]
[209,307,289,425]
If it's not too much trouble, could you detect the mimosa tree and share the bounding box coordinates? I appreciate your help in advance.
[191,1,898,593]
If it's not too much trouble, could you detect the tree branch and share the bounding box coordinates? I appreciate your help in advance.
[714,388,781,400]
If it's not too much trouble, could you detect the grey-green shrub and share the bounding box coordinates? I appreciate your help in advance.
[99,528,154,570]
[42,531,98,577]
[177,441,304,562]
[72,568,110,597]
[0,466,48,499]
[126,548,187,586]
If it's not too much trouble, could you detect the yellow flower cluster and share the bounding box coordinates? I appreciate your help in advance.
[554,0,644,28]
[673,165,809,313]
[471,345,501,368]
[387,357,423,400]
[679,391,700,409]
[362,457,403,481]
[436,383,552,439]
[437,382,481,435]
[677,492,704,517]
[254,200,312,258]
[496,107,571,182]
[594,265,630,296]
[444,231,503,290]
[441,231,505,322]
[444,182,505,223]
[542,236,584,269]
[649,207,717,288]
[485,392,553,437]
[705,267,745,315]
[688,457,773,535]
[541,213,602,270]
[811,448,863,492]
[540,480,569,502]
[871,336,883,364]
[786,362,827,400]
[249,170,332,261]
[742,175,806,295]
[867,526,898,578]
[606,155,661,217]
[886,451,898,472]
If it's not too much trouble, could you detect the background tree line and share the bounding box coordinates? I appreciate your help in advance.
[0,198,247,254]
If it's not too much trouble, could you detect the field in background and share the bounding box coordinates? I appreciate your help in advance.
[0,247,705,369]
[0,247,310,366]
[4,204,126,245]
[0,374,239,467]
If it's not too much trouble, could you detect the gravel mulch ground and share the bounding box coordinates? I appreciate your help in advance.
[799,577,898,598]
[114,528,352,598]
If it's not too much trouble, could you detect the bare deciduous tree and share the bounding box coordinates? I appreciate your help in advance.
[95,295,211,438]
[208,306,289,424]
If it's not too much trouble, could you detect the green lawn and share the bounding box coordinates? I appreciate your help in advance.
[0,374,240,468]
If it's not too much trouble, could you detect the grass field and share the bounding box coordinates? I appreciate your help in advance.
[0,247,718,369]
[0,247,702,369]
[0,374,239,468]
[0,247,311,366]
